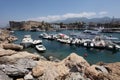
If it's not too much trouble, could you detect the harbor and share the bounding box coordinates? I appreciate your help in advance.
[1,0,120,79]
[14,30,120,64]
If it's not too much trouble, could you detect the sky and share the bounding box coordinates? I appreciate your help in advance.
[0,0,120,27]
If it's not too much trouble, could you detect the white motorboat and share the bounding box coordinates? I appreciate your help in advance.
[58,38,71,44]
[101,35,118,40]
[83,27,103,35]
[92,36,106,48]
[39,33,47,37]
[105,36,118,40]
[36,45,46,52]
[40,33,49,39]
[32,40,42,45]
[20,35,33,48]
[22,35,33,43]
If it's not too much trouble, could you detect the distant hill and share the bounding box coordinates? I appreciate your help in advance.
[54,17,120,23]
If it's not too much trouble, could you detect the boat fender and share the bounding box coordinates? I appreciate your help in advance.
[84,43,87,46]
[90,43,94,47]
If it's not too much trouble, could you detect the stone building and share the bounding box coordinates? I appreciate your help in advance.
[9,21,43,30]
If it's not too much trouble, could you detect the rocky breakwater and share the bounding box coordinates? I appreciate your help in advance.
[0,29,46,80]
[32,53,90,80]
[0,48,120,80]
[0,47,42,80]
[32,53,120,80]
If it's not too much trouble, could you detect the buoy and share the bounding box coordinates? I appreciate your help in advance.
[84,43,87,46]
[84,53,88,57]
[90,43,94,47]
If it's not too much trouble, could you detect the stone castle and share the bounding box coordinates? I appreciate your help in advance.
[9,21,51,30]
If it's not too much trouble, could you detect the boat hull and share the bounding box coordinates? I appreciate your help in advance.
[35,45,46,52]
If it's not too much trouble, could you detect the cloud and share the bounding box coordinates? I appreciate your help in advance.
[28,12,96,22]
[99,11,108,15]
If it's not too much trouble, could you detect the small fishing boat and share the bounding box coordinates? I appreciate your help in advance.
[36,45,46,52]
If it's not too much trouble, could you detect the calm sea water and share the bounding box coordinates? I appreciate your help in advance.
[13,30,120,64]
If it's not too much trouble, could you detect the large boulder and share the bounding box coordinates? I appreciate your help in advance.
[3,43,23,51]
[0,51,40,64]
[0,59,37,77]
[0,30,10,42]
[85,65,108,79]
[7,35,18,43]
[0,64,29,77]
[63,72,88,80]
[9,51,40,60]
[0,70,13,80]
[0,30,17,43]
[0,44,3,48]
[61,53,90,68]
[24,72,33,80]
[101,62,120,80]
[14,58,37,69]
[0,48,16,57]
[33,60,69,79]
[16,78,24,80]
[32,53,90,80]
[0,58,36,79]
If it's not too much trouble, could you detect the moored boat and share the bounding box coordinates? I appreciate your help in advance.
[35,45,46,52]
[40,33,48,38]
[57,38,71,44]
[20,35,33,48]
[47,34,55,40]
[105,41,120,51]
[32,40,42,45]
[101,35,118,40]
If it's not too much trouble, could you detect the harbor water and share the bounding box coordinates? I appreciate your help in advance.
[14,30,120,64]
